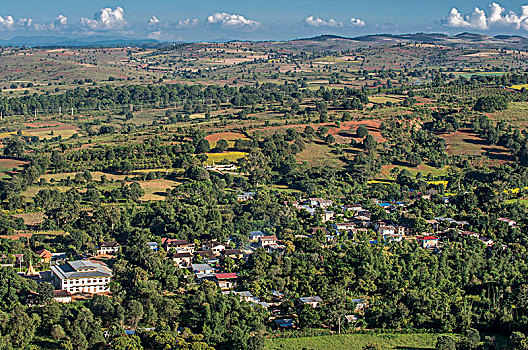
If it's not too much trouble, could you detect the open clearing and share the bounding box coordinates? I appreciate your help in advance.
[206,151,248,164]
[441,129,511,162]
[206,132,247,147]
[369,95,405,104]
[137,179,180,201]
[0,158,28,171]
[296,142,345,169]
[491,101,528,127]
[380,164,449,179]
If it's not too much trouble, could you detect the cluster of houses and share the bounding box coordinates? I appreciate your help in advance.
[287,198,504,250]
[5,193,520,328]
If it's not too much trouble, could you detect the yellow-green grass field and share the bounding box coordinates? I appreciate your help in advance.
[264,184,302,194]
[265,333,459,350]
[380,164,449,179]
[491,101,528,127]
[296,142,346,170]
[505,198,528,205]
[136,179,180,201]
[456,71,507,79]
[25,178,180,202]
[24,128,78,140]
[510,84,528,90]
[206,151,248,164]
[369,95,405,104]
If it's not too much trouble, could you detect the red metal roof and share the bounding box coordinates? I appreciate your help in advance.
[215,273,238,279]
[418,236,438,240]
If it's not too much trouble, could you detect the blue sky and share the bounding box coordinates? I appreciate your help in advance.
[1,1,528,41]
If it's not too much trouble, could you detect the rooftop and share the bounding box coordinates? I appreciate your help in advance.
[192,263,214,272]
[299,296,323,303]
[215,273,238,280]
[100,241,120,247]
[51,260,112,279]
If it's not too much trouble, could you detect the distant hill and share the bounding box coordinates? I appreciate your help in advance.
[0,35,159,47]
[3,32,528,50]
[276,32,528,51]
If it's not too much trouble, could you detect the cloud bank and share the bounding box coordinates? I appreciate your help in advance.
[0,14,69,31]
[206,12,261,29]
[350,18,366,27]
[443,2,528,31]
[304,16,366,28]
[81,7,127,31]
[304,16,343,28]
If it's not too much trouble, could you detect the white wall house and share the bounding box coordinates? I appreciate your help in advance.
[97,241,120,255]
[51,260,112,294]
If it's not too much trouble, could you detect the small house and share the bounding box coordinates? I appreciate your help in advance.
[146,242,159,252]
[97,241,120,255]
[202,241,226,256]
[169,252,193,267]
[273,319,295,329]
[163,239,195,254]
[298,296,323,308]
[322,211,335,223]
[498,218,517,227]
[53,290,72,303]
[259,236,277,248]
[417,236,439,249]
[249,230,265,241]
[192,263,215,277]
[214,273,238,290]
[237,192,255,202]
[333,222,356,232]
[36,249,53,264]
[223,249,244,260]
[223,290,258,302]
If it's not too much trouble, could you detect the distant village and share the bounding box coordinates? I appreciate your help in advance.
[1,191,514,330]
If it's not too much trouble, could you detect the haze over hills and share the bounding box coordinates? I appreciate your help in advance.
[2,32,528,50]
[286,32,528,50]
[0,35,160,47]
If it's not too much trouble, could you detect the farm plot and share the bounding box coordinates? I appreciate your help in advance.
[296,142,345,169]
[206,132,247,148]
[441,129,512,162]
[206,151,248,164]
[265,332,459,350]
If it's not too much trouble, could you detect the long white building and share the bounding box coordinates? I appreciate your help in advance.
[50,260,112,294]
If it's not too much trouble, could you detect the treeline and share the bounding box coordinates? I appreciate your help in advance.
[472,114,528,164]
[0,82,368,117]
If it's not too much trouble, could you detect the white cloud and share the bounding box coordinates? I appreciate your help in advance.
[206,12,261,29]
[443,3,528,31]
[0,16,16,30]
[350,17,366,27]
[148,16,160,27]
[304,16,343,28]
[147,16,198,40]
[176,18,199,29]
[0,15,68,32]
[0,16,39,31]
[49,15,69,30]
[81,7,127,31]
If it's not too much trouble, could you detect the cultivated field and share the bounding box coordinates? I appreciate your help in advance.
[265,333,459,350]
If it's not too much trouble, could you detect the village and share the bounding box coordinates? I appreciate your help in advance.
[0,191,512,332]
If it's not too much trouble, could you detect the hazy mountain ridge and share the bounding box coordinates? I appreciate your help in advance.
[2,32,528,49]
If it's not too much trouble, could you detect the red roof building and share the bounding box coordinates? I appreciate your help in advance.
[214,273,238,290]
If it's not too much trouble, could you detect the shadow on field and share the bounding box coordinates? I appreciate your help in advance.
[463,138,488,145]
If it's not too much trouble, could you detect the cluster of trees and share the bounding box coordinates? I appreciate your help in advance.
[473,95,508,112]
[0,82,368,117]
[472,114,528,164]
